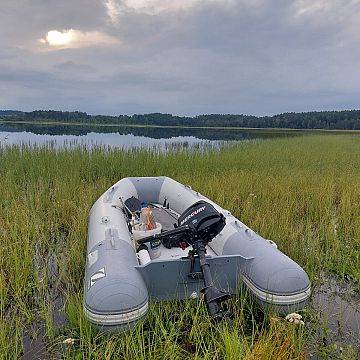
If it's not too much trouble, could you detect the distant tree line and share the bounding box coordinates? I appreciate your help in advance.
[1,109,360,130]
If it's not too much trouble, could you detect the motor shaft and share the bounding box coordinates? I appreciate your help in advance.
[194,241,231,320]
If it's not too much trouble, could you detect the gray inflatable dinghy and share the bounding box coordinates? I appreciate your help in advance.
[83,176,310,329]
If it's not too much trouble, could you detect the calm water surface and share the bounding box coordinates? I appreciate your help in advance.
[0,122,298,150]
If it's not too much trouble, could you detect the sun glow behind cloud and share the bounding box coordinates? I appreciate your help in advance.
[39,29,119,49]
[41,30,73,46]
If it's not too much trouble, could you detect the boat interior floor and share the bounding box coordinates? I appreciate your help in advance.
[138,205,217,262]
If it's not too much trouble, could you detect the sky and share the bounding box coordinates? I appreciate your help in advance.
[1,0,360,116]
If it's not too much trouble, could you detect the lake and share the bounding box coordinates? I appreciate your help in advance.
[0,122,298,150]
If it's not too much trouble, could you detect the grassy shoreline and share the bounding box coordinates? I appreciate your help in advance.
[1,119,360,133]
[0,134,359,358]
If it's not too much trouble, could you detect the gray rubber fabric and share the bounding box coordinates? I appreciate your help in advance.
[127,176,166,205]
[84,240,148,326]
[157,177,311,309]
[222,231,310,312]
[83,176,311,329]
[83,178,149,329]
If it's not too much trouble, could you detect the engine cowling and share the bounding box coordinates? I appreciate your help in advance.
[178,201,225,244]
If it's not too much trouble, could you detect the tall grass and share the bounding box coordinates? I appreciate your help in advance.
[0,134,359,358]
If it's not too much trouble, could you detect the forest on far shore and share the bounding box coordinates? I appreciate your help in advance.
[1,109,360,130]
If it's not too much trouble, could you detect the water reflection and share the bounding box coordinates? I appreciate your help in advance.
[0,122,298,150]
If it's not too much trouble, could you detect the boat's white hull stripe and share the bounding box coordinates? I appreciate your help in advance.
[83,302,148,326]
[242,276,311,304]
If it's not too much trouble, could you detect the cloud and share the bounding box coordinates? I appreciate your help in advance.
[39,29,119,49]
[121,0,201,14]
[104,0,202,25]
[53,61,95,72]
[105,0,201,19]
[105,0,122,24]
[103,0,238,24]
[294,0,335,16]
[1,0,360,115]
[292,0,360,26]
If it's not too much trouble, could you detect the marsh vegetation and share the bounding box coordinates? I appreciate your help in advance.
[0,134,359,359]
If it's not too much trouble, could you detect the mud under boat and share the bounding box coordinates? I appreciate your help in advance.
[83,177,311,329]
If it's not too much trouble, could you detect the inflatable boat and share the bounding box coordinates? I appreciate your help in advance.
[83,176,311,329]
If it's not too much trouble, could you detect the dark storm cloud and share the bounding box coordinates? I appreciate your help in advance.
[1,0,360,115]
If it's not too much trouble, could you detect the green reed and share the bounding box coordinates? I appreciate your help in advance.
[0,134,359,359]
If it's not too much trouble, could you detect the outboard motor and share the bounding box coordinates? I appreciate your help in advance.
[137,201,231,320]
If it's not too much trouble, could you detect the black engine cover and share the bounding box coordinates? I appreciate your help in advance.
[178,201,226,243]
